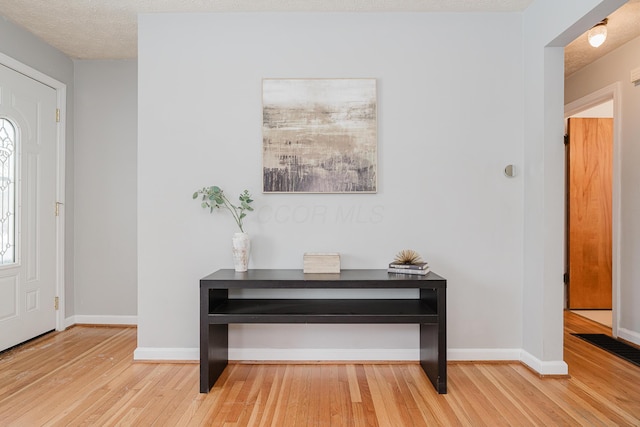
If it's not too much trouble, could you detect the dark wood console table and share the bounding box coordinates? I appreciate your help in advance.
[200,269,447,394]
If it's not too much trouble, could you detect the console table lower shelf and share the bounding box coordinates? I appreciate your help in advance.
[200,269,447,394]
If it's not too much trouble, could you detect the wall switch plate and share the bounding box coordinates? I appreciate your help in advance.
[631,67,640,84]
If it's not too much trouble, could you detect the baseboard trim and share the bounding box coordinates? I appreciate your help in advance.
[229,348,419,360]
[134,347,199,361]
[65,315,137,328]
[230,360,421,365]
[520,350,568,376]
[131,346,569,377]
[450,348,568,376]
[132,348,419,362]
[448,348,521,361]
[617,327,640,347]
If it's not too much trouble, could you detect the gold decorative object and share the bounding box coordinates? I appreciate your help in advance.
[393,249,423,265]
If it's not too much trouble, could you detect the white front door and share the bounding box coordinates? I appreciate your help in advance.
[0,63,58,351]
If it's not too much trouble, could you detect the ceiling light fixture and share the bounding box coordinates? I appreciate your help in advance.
[588,18,608,48]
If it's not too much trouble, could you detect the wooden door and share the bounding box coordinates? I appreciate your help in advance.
[567,117,612,309]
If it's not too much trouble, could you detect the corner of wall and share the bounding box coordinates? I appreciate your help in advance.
[520,349,568,375]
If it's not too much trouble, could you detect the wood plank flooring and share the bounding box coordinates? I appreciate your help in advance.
[0,312,639,426]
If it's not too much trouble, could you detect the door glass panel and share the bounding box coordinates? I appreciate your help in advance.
[0,118,16,265]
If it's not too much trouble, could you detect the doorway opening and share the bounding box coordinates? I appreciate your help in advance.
[564,83,621,336]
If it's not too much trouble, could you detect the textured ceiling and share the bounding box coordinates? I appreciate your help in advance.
[0,0,638,77]
[565,0,640,77]
[0,0,533,59]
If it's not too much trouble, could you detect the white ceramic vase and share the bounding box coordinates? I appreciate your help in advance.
[232,232,250,272]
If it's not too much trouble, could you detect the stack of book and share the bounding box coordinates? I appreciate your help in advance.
[387,262,430,275]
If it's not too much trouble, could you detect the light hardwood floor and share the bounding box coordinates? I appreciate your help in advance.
[0,312,639,426]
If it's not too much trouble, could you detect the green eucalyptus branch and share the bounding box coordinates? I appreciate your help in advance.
[192,186,254,233]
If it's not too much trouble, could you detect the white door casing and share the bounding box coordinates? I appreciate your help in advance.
[0,63,59,351]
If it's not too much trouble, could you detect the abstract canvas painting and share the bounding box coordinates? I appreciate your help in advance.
[262,79,377,193]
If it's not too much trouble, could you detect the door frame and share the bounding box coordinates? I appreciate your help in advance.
[564,82,621,337]
[0,52,67,332]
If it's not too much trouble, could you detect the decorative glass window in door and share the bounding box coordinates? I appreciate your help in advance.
[0,118,16,265]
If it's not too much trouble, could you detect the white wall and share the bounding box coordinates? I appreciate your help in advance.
[518,0,625,373]
[521,0,601,373]
[0,15,76,316]
[566,35,640,346]
[74,60,138,323]
[136,2,627,369]
[137,12,525,360]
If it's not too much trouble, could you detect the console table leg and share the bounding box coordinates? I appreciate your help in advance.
[420,323,447,394]
[200,323,228,392]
